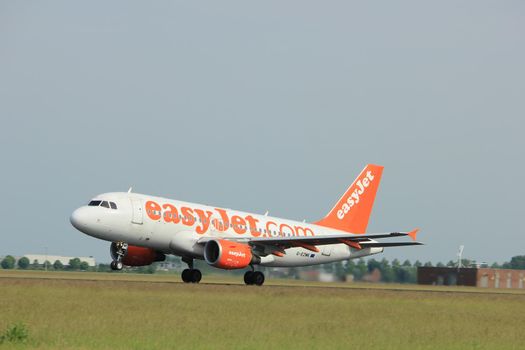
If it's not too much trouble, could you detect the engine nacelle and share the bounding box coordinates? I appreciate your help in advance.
[204,239,259,269]
[110,243,166,266]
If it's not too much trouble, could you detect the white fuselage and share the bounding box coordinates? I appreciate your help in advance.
[70,192,383,268]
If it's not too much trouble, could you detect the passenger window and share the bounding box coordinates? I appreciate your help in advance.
[101,201,110,208]
[88,200,102,206]
[110,202,117,210]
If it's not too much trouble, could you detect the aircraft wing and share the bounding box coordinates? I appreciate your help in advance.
[248,230,421,249]
[197,229,422,255]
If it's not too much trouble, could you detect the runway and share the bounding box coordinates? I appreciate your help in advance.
[1,270,523,296]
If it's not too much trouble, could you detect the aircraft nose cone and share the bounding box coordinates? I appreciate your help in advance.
[70,207,88,231]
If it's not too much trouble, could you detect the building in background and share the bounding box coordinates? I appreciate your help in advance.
[156,260,181,272]
[418,267,525,289]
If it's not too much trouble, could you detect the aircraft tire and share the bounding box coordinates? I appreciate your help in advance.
[181,269,191,283]
[253,271,265,286]
[191,269,202,283]
[244,271,254,285]
[110,261,123,271]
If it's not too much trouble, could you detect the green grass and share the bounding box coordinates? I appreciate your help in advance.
[0,323,29,345]
[1,270,524,349]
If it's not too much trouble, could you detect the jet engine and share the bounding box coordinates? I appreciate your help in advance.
[204,239,260,269]
[110,243,166,266]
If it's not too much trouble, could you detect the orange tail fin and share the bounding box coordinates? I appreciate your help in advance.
[315,164,384,234]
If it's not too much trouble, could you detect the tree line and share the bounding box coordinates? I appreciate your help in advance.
[319,255,525,283]
[0,256,91,271]
[2,254,524,283]
[0,255,157,274]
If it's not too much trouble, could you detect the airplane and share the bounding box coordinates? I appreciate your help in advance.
[70,164,421,286]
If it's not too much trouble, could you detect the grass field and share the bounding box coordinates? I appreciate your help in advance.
[1,270,524,349]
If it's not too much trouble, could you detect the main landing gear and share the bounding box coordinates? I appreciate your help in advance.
[110,242,127,271]
[244,267,265,286]
[181,257,202,283]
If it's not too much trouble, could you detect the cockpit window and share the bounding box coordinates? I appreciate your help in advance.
[88,200,117,209]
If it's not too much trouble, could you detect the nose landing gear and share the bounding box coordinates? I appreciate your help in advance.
[181,257,202,283]
[110,260,123,271]
[110,242,128,271]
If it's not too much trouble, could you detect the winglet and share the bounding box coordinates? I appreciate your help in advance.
[407,228,419,241]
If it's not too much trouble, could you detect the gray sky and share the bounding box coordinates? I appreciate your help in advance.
[1,1,524,264]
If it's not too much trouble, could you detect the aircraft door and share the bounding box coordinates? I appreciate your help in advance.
[130,198,143,224]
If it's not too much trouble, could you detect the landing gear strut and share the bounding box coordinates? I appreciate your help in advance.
[181,257,202,283]
[110,242,128,271]
[244,267,265,286]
